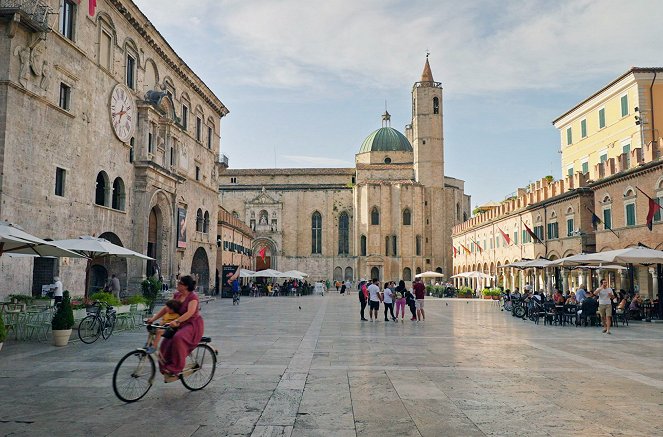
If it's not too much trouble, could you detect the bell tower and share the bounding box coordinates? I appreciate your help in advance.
[411,55,444,187]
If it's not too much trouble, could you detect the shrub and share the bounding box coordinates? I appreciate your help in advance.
[51,291,74,330]
[124,295,148,305]
[458,287,474,298]
[88,292,120,306]
[141,277,162,303]
[8,294,33,305]
[0,315,6,343]
[482,288,501,297]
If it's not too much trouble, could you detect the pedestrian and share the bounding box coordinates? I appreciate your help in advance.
[52,276,63,304]
[383,281,396,322]
[110,274,121,299]
[367,278,381,321]
[413,277,426,321]
[394,280,407,322]
[335,280,340,292]
[594,279,614,334]
[405,286,417,321]
[345,279,352,295]
[358,280,368,321]
[340,282,346,295]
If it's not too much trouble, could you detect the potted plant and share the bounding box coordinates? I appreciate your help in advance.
[0,314,6,351]
[51,290,74,346]
[141,277,162,311]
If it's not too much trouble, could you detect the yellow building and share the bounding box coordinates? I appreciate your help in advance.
[553,68,663,181]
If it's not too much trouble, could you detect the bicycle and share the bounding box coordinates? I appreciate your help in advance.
[78,301,117,344]
[112,322,217,403]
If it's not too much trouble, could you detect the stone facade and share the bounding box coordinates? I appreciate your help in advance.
[218,61,471,284]
[217,206,254,286]
[0,0,227,298]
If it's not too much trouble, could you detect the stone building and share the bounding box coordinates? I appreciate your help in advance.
[216,206,254,293]
[219,60,471,283]
[0,0,227,298]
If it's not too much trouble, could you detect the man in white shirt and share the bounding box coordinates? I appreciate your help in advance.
[53,276,63,304]
[367,278,381,321]
[594,279,614,334]
[383,282,396,322]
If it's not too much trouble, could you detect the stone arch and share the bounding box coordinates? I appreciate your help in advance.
[333,267,343,281]
[143,58,159,93]
[370,266,380,281]
[403,267,412,281]
[95,171,110,206]
[371,207,380,225]
[623,186,636,197]
[435,267,443,274]
[344,267,353,281]
[253,238,277,270]
[402,208,411,225]
[191,247,210,293]
[416,267,422,275]
[547,251,561,260]
[562,249,576,258]
[112,177,126,211]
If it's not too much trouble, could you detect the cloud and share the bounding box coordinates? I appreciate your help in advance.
[281,155,353,167]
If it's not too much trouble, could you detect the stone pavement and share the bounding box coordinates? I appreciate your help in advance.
[1,294,663,436]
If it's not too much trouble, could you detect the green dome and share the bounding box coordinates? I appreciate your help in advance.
[358,127,413,153]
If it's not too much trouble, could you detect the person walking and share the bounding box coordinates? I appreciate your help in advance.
[52,276,63,304]
[110,274,121,299]
[394,280,407,322]
[405,286,417,321]
[383,282,396,322]
[367,278,381,321]
[594,279,614,334]
[358,280,368,321]
[413,277,426,321]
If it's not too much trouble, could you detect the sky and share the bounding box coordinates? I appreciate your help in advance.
[134,0,663,209]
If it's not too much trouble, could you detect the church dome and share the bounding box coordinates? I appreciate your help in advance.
[358,126,413,153]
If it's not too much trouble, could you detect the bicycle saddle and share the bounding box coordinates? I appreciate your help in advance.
[200,336,211,343]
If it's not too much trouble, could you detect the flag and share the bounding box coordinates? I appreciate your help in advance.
[636,187,662,231]
[74,0,96,17]
[523,223,543,244]
[258,246,266,262]
[460,243,471,255]
[498,227,511,245]
[590,211,602,230]
[471,239,483,254]
[452,246,458,257]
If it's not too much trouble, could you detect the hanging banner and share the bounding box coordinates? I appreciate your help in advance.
[177,207,187,248]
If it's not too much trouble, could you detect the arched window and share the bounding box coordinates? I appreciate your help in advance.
[196,209,203,232]
[416,267,422,275]
[311,211,322,254]
[371,207,380,225]
[95,171,110,206]
[403,267,412,281]
[435,267,443,274]
[111,177,125,210]
[370,266,380,281]
[392,235,397,256]
[338,212,349,255]
[433,97,439,115]
[415,235,422,256]
[402,208,411,225]
[333,266,343,281]
[360,235,367,256]
[203,211,210,233]
[344,267,353,281]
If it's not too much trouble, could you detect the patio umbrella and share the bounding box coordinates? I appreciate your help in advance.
[239,269,256,278]
[415,271,445,279]
[579,247,663,265]
[52,236,153,298]
[250,268,283,278]
[548,253,596,267]
[282,269,309,278]
[451,271,492,279]
[0,222,83,258]
[279,270,306,280]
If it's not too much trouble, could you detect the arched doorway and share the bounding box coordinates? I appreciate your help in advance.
[344,267,353,281]
[147,191,173,285]
[93,232,127,293]
[253,239,277,271]
[370,266,380,281]
[147,207,160,277]
[191,247,210,293]
[333,267,343,281]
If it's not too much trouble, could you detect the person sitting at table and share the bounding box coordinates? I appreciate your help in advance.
[553,289,564,304]
[629,294,643,320]
[578,294,599,326]
[615,291,628,314]
[565,292,577,305]
[575,286,588,304]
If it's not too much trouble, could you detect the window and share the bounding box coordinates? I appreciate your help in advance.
[385,236,390,256]
[384,157,392,164]
[623,143,631,169]
[433,97,439,114]
[513,230,518,245]
[598,107,606,128]
[547,222,558,239]
[392,236,397,256]
[195,166,200,181]
[55,168,66,197]
[148,132,154,154]
[600,153,608,163]
[170,146,176,166]
[581,161,589,175]
[370,207,379,225]
[496,236,500,248]
[59,0,76,40]
[566,127,572,146]
[620,94,628,117]
[402,209,411,225]
[196,117,202,142]
[129,137,134,163]
[534,225,544,241]
[567,218,574,237]
[230,177,237,184]
[196,209,203,232]
[360,235,367,256]
[580,119,587,138]
[625,203,636,227]
[311,212,322,254]
[111,177,125,210]
[182,105,189,129]
[403,268,412,281]
[203,211,210,233]
[603,208,612,230]
[567,166,574,177]
[126,54,136,89]
[654,194,663,222]
[100,30,112,69]
[338,212,349,255]
[415,235,422,256]
[59,83,71,110]
[95,172,109,206]
[207,126,213,149]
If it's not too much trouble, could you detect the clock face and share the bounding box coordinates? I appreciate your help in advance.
[110,84,136,143]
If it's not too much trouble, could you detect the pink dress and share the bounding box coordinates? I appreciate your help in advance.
[159,291,204,375]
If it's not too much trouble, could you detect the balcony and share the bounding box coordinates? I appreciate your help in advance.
[0,0,52,34]
[218,154,229,168]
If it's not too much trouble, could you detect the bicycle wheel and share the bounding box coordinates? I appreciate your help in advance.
[78,315,101,344]
[180,344,216,391]
[514,306,526,318]
[504,301,513,311]
[112,350,155,403]
[102,313,116,340]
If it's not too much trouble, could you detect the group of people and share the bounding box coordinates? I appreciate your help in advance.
[357,277,427,322]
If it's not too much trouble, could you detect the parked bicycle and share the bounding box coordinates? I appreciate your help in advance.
[77,301,117,344]
[112,322,217,403]
[510,297,526,318]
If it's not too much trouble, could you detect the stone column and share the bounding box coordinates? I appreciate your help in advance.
[649,268,658,300]
[562,268,569,294]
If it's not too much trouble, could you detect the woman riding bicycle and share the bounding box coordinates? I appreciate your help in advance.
[147,275,203,382]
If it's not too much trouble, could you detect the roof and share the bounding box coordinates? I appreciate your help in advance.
[358,127,413,153]
[552,67,663,125]
[220,168,355,176]
[421,58,434,82]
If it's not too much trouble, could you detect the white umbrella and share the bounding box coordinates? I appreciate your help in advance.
[282,269,309,278]
[52,236,153,298]
[415,271,445,279]
[451,271,492,279]
[279,270,305,280]
[580,247,663,265]
[251,268,283,278]
[0,222,83,258]
[571,265,628,271]
[239,269,255,278]
[548,253,596,267]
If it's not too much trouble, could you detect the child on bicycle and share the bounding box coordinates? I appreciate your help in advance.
[146,299,181,354]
